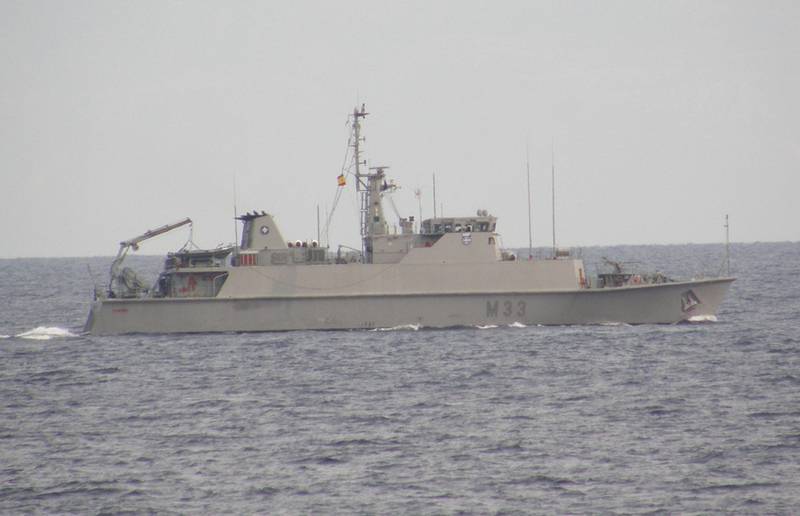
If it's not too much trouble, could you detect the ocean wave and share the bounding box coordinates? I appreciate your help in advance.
[14,326,78,340]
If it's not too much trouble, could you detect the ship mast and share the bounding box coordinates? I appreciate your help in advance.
[352,104,369,260]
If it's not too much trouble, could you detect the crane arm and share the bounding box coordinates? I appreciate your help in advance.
[120,217,192,249]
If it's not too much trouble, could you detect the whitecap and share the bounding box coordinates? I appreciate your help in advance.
[687,314,718,323]
[0,335,9,339]
[508,322,527,328]
[476,324,498,330]
[15,326,77,340]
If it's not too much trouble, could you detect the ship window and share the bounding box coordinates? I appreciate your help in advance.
[490,223,496,231]
[434,224,443,233]
[465,224,473,232]
[478,223,488,232]
[489,237,495,245]
[444,224,453,232]
[454,224,462,232]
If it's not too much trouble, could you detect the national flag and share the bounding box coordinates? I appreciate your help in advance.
[337,174,346,186]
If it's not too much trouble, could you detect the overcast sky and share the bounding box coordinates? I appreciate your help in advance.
[1,0,798,258]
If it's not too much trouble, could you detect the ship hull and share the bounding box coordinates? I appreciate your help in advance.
[84,278,733,335]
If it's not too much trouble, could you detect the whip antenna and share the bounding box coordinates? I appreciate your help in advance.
[433,172,437,220]
[232,173,239,252]
[551,139,556,258]
[527,142,533,260]
[725,214,730,276]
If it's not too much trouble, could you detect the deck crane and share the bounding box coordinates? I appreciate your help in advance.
[107,218,192,298]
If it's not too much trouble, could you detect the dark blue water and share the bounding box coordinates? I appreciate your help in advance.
[2,243,799,513]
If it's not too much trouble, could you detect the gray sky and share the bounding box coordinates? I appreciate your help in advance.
[2,0,798,258]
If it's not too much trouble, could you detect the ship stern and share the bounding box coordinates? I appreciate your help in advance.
[83,299,101,334]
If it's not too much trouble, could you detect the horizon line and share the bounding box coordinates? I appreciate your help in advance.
[1,239,797,260]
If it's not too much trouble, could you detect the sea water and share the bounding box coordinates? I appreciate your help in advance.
[1,243,799,513]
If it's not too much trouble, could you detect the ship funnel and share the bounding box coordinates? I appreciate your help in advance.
[237,212,287,250]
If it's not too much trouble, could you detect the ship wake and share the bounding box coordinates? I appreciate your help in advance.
[476,322,529,330]
[371,324,422,332]
[4,326,79,340]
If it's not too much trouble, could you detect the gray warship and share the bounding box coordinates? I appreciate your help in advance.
[84,106,734,335]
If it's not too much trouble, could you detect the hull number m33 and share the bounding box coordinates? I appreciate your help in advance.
[486,300,526,318]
